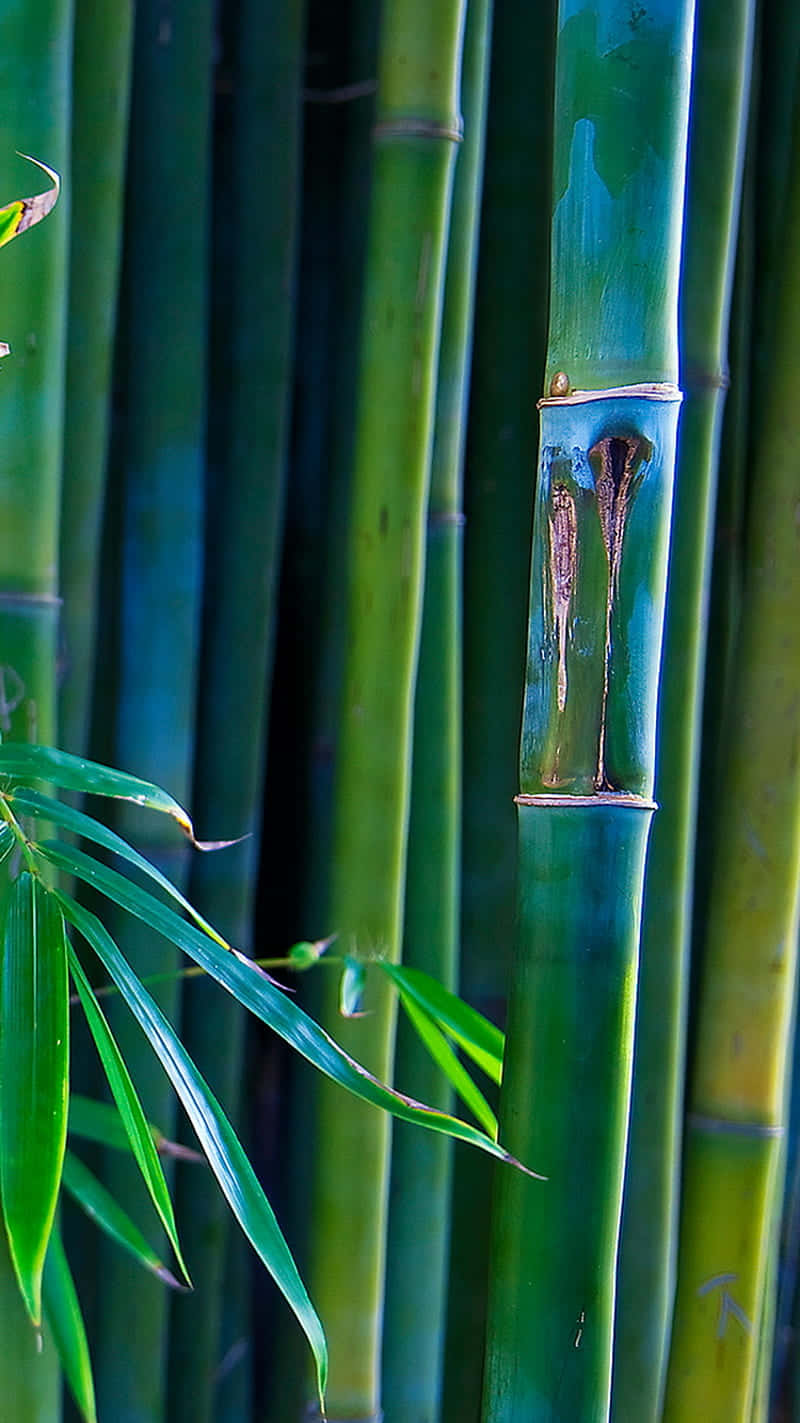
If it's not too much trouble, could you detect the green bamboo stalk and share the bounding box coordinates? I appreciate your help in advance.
[266,6,381,1414]
[165,2,305,1419]
[304,5,466,1417]
[93,5,213,1419]
[0,6,72,1417]
[611,2,754,1417]
[442,7,556,1414]
[662,89,800,1423]
[58,0,134,759]
[481,4,694,1419]
[380,5,491,1420]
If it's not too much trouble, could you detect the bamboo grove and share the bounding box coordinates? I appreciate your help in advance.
[0,0,799,1420]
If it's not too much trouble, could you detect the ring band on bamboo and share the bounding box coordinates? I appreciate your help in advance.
[373,117,464,143]
[686,1113,785,1139]
[514,793,657,809]
[537,381,683,408]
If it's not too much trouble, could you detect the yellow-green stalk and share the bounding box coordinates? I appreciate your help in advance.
[662,89,800,1423]
[305,4,466,1417]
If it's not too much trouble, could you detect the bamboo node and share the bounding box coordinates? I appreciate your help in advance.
[514,793,657,809]
[372,117,463,144]
[538,382,682,407]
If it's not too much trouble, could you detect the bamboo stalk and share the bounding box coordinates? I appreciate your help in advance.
[304,5,466,1417]
[0,5,72,1416]
[164,2,305,1418]
[93,4,213,1418]
[442,6,556,1414]
[662,87,800,1423]
[481,4,694,1418]
[611,2,754,1416]
[58,0,134,759]
[380,5,492,1420]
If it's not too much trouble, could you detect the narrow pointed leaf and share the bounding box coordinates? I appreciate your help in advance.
[56,891,329,1407]
[43,844,536,1172]
[62,1152,185,1290]
[11,788,227,946]
[0,744,204,842]
[68,948,190,1283]
[43,1223,97,1423]
[0,156,60,249]
[378,961,504,1083]
[68,1093,201,1162]
[397,991,498,1139]
[0,873,69,1322]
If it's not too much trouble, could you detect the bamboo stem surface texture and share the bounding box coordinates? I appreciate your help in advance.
[661,82,800,1423]
[305,3,465,1418]
[611,1,754,1416]
[381,3,492,1419]
[482,3,694,1420]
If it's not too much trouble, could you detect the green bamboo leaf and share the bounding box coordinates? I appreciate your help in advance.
[68,947,190,1284]
[68,1093,202,1162]
[43,1223,97,1423]
[0,156,60,251]
[339,957,366,1017]
[44,844,537,1173]
[0,743,223,847]
[11,787,227,947]
[0,873,69,1323]
[397,991,498,1139]
[378,962,504,1083]
[56,890,328,1408]
[62,1152,185,1291]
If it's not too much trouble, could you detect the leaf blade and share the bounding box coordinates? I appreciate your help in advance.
[56,891,328,1408]
[43,1223,97,1423]
[43,843,537,1175]
[397,991,498,1138]
[0,874,69,1322]
[68,948,190,1284]
[62,1152,185,1290]
[378,962,505,1083]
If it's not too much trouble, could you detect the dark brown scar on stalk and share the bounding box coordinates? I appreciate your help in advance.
[548,483,577,713]
[589,435,648,790]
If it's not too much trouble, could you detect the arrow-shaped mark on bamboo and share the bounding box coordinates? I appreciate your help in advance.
[697,1272,752,1338]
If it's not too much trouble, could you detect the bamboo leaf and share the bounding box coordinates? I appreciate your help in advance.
[68,1093,201,1162]
[43,1223,97,1423]
[397,991,498,1139]
[339,957,366,1017]
[0,156,60,250]
[62,1152,185,1291]
[0,743,219,846]
[68,947,190,1284]
[11,787,228,947]
[0,873,69,1323]
[44,845,537,1173]
[378,962,504,1083]
[56,890,328,1408]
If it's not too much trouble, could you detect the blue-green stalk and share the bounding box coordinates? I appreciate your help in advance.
[482,4,694,1419]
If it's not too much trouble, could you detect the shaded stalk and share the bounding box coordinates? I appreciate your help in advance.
[381,3,492,1420]
[59,0,134,759]
[93,4,213,1419]
[442,4,556,1412]
[482,3,694,1418]
[165,2,305,1419]
[611,1,754,1416]
[0,3,72,1416]
[662,89,800,1423]
[304,4,466,1417]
